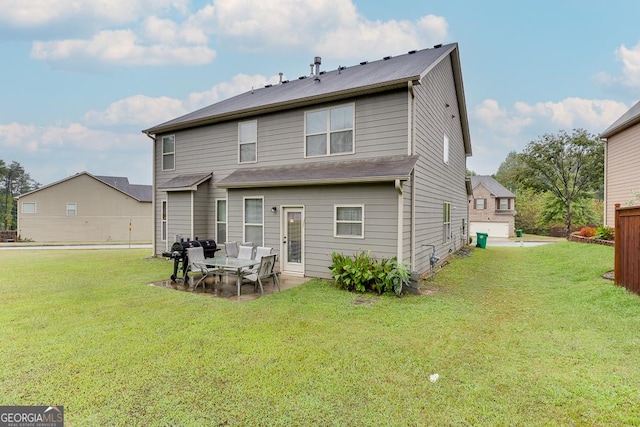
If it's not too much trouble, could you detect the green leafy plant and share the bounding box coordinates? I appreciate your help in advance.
[595,225,614,241]
[329,251,409,296]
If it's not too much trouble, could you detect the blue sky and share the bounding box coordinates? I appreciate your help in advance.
[1,0,639,186]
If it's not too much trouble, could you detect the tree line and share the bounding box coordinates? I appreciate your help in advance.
[0,160,40,230]
[476,128,604,237]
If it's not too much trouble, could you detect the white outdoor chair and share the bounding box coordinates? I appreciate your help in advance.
[187,247,216,290]
[244,254,280,295]
[254,246,273,260]
[237,245,254,259]
[224,241,239,258]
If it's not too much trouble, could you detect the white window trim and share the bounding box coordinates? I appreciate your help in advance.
[238,120,258,164]
[499,198,509,210]
[162,135,176,171]
[22,202,36,214]
[66,202,77,217]
[334,204,365,239]
[475,198,485,210]
[161,200,167,242]
[443,133,450,164]
[443,202,451,243]
[216,198,227,243]
[243,196,264,246]
[304,103,355,158]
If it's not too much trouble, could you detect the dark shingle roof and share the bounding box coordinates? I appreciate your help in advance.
[470,175,515,198]
[95,175,152,202]
[158,173,212,191]
[143,43,462,135]
[217,155,418,188]
[600,100,640,138]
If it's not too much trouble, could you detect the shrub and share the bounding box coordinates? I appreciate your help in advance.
[577,226,597,237]
[329,251,408,296]
[595,225,615,241]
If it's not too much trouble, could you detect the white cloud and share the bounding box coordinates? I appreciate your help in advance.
[84,73,280,127]
[0,0,189,27]
[211,0,448,59]
[595,40,640,90]
[31,27,216,66]
[469,97,629,175]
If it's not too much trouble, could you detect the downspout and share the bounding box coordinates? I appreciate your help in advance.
[602,137,609,226]
[190,191,195,240]
[395,179,404,262]
[408,80,417,269]
[144,131,157,256]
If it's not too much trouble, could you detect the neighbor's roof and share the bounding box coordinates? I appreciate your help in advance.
[143,43,470,155]
[470,175,515,198]
[158,173,212,191]
[600,100,640,138]
[16,172,152,202]
[217,155,419,188]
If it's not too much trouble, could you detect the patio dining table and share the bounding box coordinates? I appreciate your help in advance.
[203,257,259,296]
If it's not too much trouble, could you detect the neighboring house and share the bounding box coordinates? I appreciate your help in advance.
[600,100,640,228]
[16,172,152,242]
[143,43,472,279]
[469,175,516,238]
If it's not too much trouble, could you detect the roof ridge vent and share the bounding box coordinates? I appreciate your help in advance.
[383,56,391,60]
[433,44,442,48]
[360,61,368,65]
[408,50,417,54]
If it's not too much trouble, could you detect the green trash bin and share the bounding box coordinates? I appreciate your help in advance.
[516,229,523,238]
[476,232,488,249]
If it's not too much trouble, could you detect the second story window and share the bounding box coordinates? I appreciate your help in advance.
[22,202,36,214]
[239,121,257,163]
[499,198,509,210]
[305,104,354,157]
[475,198,485,210]
[162,135,175,171]
[67,203,77,216]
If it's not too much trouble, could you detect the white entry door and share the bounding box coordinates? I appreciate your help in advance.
[282,207,304,275]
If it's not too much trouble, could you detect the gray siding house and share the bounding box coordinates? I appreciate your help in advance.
[144,43,472,279]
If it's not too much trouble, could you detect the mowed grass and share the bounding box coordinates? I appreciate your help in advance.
[1,243,639,426]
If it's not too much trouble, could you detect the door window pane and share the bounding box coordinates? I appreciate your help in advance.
[287,211,302,263]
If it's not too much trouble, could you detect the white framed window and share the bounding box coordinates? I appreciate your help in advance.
[161,200,167,241]
[22,202,36,214]
[475,198,485,210]
[216,199,227,244]
[162,135,175,171]
[244,197,263,246]
[305,104,354,157]
[238,121,257,163]
[334,205,364,238]
[67,203,77,216]
[499,198,509,210]
[443,202,451,243]
[443,133,450,164]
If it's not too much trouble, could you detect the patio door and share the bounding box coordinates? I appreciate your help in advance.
[282,207,304,275]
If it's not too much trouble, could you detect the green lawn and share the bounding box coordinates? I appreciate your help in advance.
[1,243,639,426]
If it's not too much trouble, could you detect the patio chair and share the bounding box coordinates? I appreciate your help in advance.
[187,247,217,290]
[254,246,273,260]
[243,254,280,295]
[224,241,239,258]
[237,245,254,260]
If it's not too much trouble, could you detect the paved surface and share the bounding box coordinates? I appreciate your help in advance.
[473,237,556,247]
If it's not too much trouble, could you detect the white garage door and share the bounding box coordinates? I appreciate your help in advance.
[470,222,510,238]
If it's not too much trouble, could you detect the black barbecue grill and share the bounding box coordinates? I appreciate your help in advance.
[162,238,219,283]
